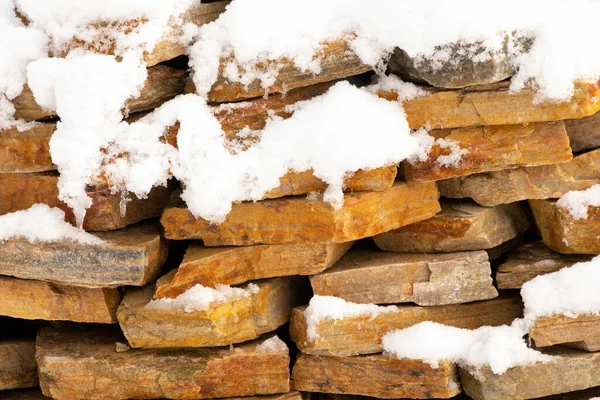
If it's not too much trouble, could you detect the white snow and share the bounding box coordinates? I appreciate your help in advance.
[303,295,398,341]
[145,282,259,313]
[365,75,429,101]
[0,204,102,244]
[255,336,288,353]
[382,320,554,374]
[556,184,600,220]
[434,138,468,168]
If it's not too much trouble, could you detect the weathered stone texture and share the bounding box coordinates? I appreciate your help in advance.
[530,314,600,352]
[0,124,54,173]
[0,340,37,390]
[565,111,600,152]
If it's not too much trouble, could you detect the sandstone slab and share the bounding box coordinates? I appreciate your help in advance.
[161,181,440,244]
[310,250,497,306]
[438,148,600,207]
[530,313,600,351]
[155,241,354,298]
[496,241,592,289]
[460,347,600,400]
[0,221,167,288]
[0,340,37,391]
[36,328,290,400]
[118,276,303,348]
[291,353,460,399]
[0,275,120,323]
[0,173,171,230]
[404,121,572,182]
[373,200,531,253]
[565,111,600,152]
[13,65,186,121]
[290,295,522,357]
[377,80,600,130]
[0,124,54,173]
[529,199,600,254]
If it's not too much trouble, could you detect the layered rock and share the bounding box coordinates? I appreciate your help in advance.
[404,121,572,182]
[529,199,600,254]
[565,111,600,152]
[530,314,600,352]
[36,328,290,400]
[309,250,497,305]
[496,241,592,289]
[290,295,522,357]
[155,242,354,297]
[161,181,440,245]
[373,200,530,253]
[118,277,304,348]
[291,353,460,399]
[0,221,167,288]
[437,148,600,206]
[0,124,54,173]
[0,340,37,390]
[0,276,120,323]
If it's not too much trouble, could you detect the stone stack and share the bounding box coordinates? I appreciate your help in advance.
[2,4,600,400]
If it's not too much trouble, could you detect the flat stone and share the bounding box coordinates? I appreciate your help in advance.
[529,199,600,254]
[377,80,600,130]
[404,121,572,182]
[496,241,592,289]
[207,39,371,102]
[309,250,497,306]
[530,314,600,352]
[0,124,54,173]
[460,347,600,400]
[0,173,171,231]
[0,340,37,390]
[291,353,460,399]
[0,221,167,288]
[118,276,304,348]
[0,275,120,323]
[155,241,354,298]
[565,112,600,153]
[13,65,187,121]
[161,181,440,245]
[373,200,531,253]
[437,148,600,207]
[290,295,522,357]
[36,328,290,400]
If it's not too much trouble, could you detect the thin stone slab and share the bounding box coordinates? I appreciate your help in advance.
[291,353,460,399]
[565,111,600,153]
[161,181,440,245]
[0,221,167,288]
[0,340,37,391]
[373,200,531,253]
[290,295,522,357]
[0,173,171,230]
[118,276,303,348]
[155,241,354,298]
[460,347,600,400]
[207,39,371,102]
[310,250,497,306]
[530,314,600,352]
[0,124,54,173]
[438,148,600,207]
[13,65,187,121]
[529,199,600,254]
[36,328,290,400]
[377,80,600,130]
[404,121,572,182]
[0,275,120,323]
[496,241,592,290]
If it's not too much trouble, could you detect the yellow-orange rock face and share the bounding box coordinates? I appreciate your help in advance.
[0,124,54,173]
[530,314,600,352]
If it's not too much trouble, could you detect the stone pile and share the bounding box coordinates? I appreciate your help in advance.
[1,3,600,400]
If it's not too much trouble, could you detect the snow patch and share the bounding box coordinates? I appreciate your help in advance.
[556,184,600,220]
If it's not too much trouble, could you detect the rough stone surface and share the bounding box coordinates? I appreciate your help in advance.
[161,181,440,245]
[36,328,290,400]
[290,295,523,357]
[373,200,531,253]
[118,276,304,348]
[531,314,600,352]
[0,173,171,231]
[0,124,54,173]
[438,148,600,207]
[291,353,461,399]
[310,250,497,306]
[0,340,37,391]
[565,112,600,153]
[529,199,600,254]
[0,276,120,323]
[207,39,371,102]
[155,241,354,298]
[496,241,592,289]
[377,80,600,130]
[460,347,600,400]
[0,221,168,288]
[404,121,572,182]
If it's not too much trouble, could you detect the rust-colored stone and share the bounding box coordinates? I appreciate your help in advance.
[0,124,54,173]
[0,340,37,390]
[531,314,600,352]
